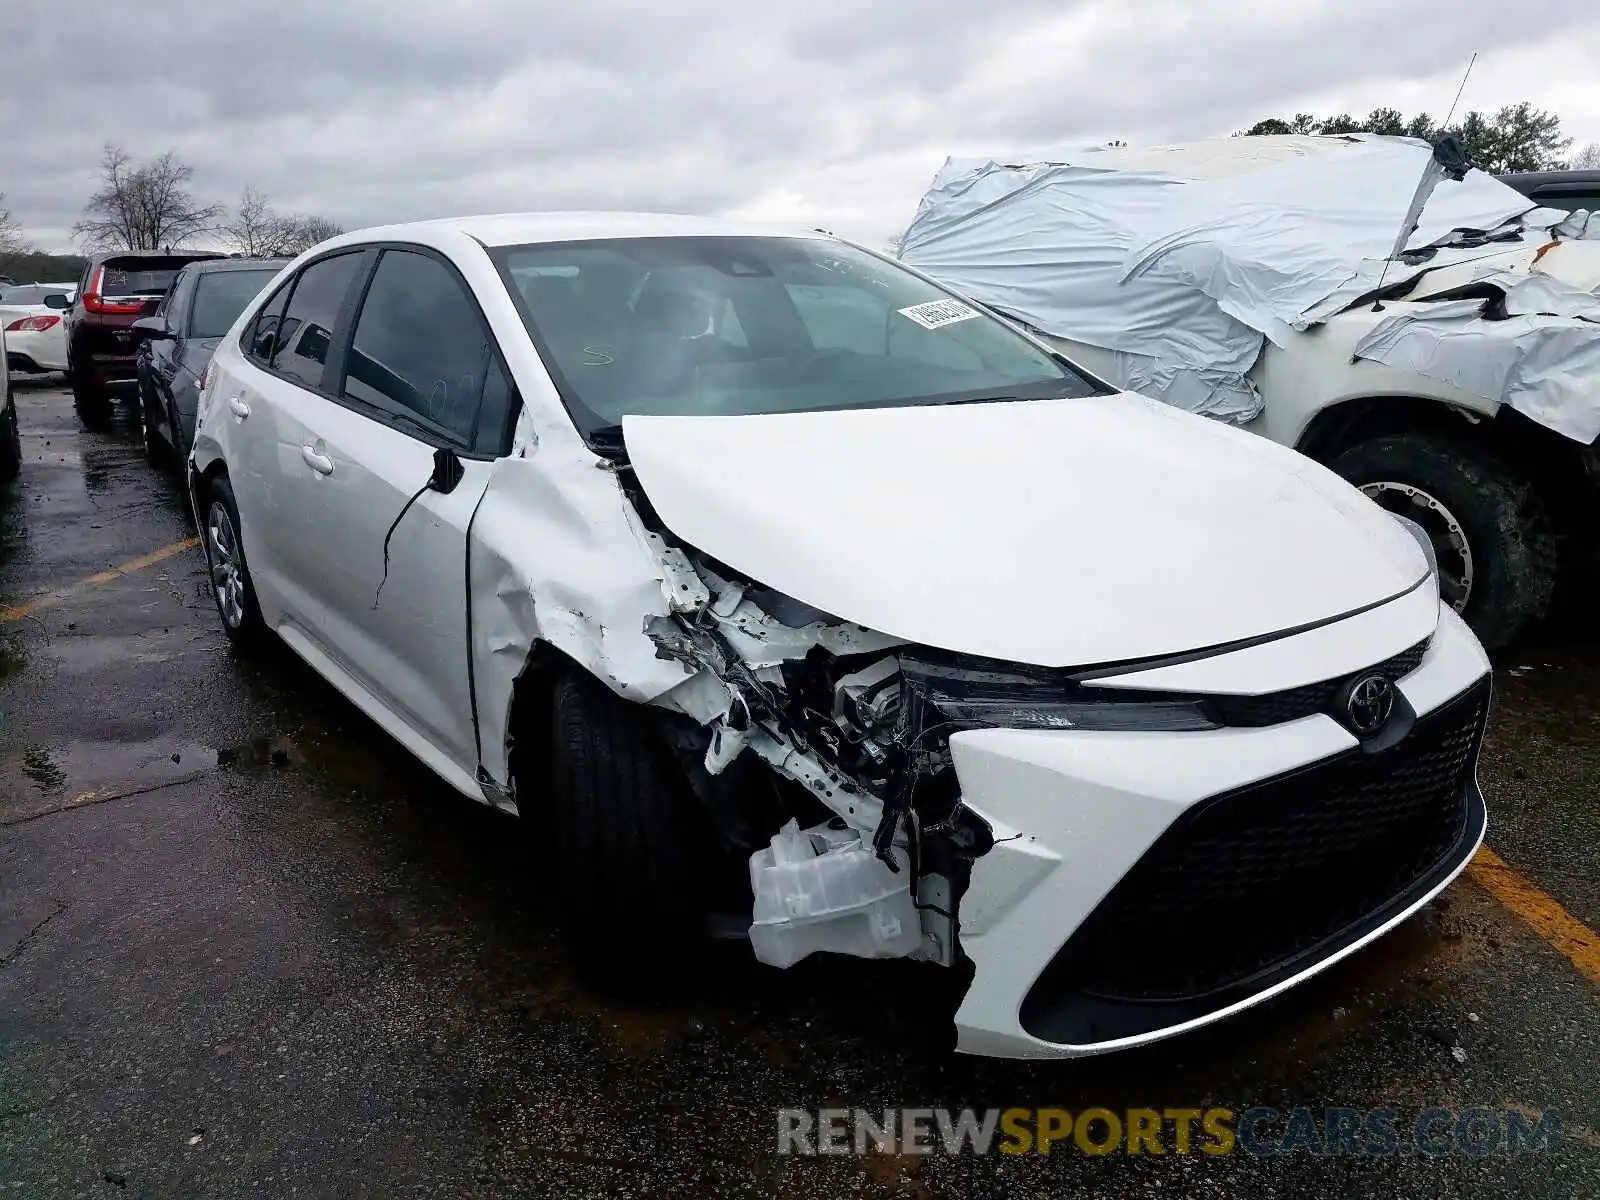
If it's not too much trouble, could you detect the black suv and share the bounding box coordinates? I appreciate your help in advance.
[1498,169,1600,214]
[64,250,224,418]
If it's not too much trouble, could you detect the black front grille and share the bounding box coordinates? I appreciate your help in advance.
[1020,676,1489,1045]
[1206,639,1430,728]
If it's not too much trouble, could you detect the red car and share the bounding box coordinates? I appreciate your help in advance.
[64,250,224,418]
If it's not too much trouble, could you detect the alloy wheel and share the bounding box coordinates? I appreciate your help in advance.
[206,499,247,630]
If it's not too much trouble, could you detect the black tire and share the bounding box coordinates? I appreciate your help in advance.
[169,395,191,466]
[0,393,20,484]
[198,475,266,648]
[70,362,110,427]
[549,668,710,985]
[1331,433,1557,649]
[137,378,176,473]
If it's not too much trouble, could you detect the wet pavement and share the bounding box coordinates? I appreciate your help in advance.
[1,379,1596,1198]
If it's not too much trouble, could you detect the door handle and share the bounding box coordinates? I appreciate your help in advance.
[227,396,250,419]
[301,445,335,476]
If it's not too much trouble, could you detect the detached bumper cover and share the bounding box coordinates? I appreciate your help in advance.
[950,603,1491,1059]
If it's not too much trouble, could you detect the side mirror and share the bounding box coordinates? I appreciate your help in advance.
[130,316,173,342]
[429,446,465,494]
[42,293,69,311]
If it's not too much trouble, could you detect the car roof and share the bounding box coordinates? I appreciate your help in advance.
[90,249,226,264]
[1044,134,1375,181]
[187,257,292,274]
[317,211,826,251]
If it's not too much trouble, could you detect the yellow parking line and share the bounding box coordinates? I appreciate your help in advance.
[1469,845,1600,986]
[0,537,200,623]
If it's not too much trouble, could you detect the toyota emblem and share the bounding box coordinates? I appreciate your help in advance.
[1344,672,1395,736]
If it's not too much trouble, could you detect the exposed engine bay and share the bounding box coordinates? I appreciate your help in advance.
[631,496,1005,970]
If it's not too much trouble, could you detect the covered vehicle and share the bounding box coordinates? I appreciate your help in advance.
[131,257,289,469]
[189,213,1492,1058]
[898,134,1600,647]
[0,283,73,375]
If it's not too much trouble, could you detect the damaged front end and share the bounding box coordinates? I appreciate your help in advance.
[635,505,1231,979]
[639,528,1013,972]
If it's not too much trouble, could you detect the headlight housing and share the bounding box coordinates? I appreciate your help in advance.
[900,653,1219,733]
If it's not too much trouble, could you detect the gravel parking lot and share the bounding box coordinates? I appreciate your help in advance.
[2,380,1597,1198]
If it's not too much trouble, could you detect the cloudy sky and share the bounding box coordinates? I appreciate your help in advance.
[2,0,1597,253]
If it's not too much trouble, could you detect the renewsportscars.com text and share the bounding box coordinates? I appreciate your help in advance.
[777,1106,1563,1158]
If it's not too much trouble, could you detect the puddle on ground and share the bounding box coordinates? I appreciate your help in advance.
[0,635,26,682]
[0,738,221,826]
[217,733,306,772]
[19,746,66,789]
[41,632,208,675]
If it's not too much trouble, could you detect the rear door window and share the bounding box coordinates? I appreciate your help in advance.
[269,252,365,390]
[190,270,281,339]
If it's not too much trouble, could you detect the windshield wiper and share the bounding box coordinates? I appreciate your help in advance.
[938,389,1086,407]
[587,423,628,460]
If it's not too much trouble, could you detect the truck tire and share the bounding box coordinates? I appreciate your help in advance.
[1331,432,1556,649]
[549,668,711,986]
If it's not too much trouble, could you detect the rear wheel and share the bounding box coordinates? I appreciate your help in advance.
[199,476,266,647]
[1331,432,1557,649]
[138,379,176,472]
[70,361,110,427]
[548,668,712,986]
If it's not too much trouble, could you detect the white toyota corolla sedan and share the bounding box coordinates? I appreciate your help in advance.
[189,213,1493,1059]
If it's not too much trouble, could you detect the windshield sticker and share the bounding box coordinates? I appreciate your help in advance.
[897,299,979,330]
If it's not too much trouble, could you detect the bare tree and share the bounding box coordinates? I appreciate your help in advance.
[0,193,24,255]
[279,214,343,252]
[72,144,223,251]
[1572,142,1600,169]
[222,186,277,256]
[222,186,343,257]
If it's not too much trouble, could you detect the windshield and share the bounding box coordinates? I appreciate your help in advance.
[492,236,1100,439]
[189,269,279,338]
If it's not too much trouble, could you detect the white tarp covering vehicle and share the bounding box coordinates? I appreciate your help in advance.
[899,134,1600,647]
[189,213,1493,1059]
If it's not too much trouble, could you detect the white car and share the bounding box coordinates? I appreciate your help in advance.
[900,135,1600,649]
[189,213,1492,1059]
[0,283,74,376]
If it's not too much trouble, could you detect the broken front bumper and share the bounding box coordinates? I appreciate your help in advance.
[948,603,1491,1059]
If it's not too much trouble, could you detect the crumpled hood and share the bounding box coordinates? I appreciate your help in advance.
[1405,238,1600,302]
[624,394,1428,668]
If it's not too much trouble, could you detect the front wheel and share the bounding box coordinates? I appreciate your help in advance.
[199,476,266,647]
[548,669,713,986]
[1331,432,1557,649]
